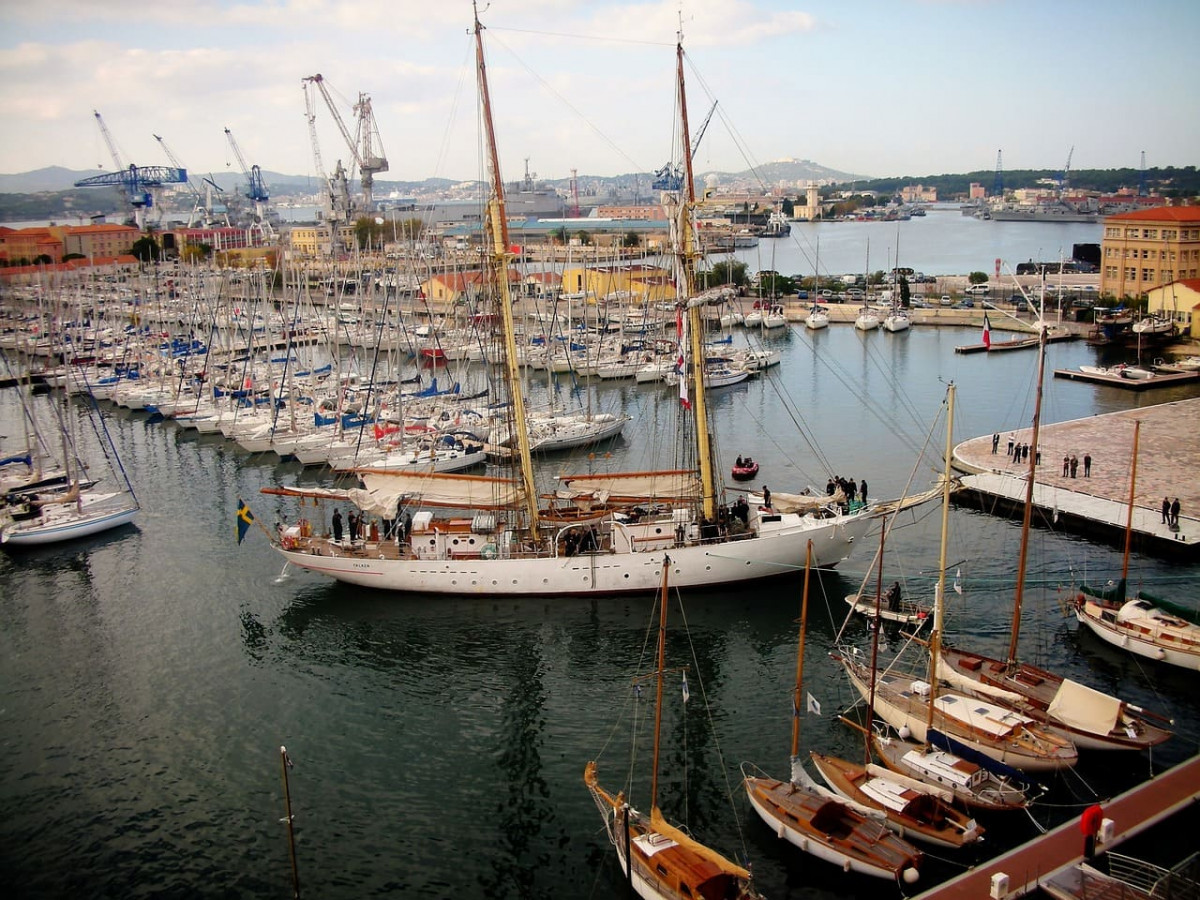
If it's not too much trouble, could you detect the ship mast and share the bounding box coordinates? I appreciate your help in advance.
[1006,322,1048,668]
[474,3,541,541]
[674,33,718,520]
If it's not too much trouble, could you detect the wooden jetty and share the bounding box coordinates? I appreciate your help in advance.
[912,754,1200,900]
[953,399,1199,554]
[1054,367,1200,390]
[956,337,1040,354]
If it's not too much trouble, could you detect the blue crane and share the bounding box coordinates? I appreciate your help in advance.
[74,165,188,210]
[224,127,269,203]
[77,110,186,224]
[652,100,718,191]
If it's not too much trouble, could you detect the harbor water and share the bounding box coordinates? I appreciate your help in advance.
[2,322,1198,899]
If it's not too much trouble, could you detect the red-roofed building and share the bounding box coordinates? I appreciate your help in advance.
[0,227,63,264]
[422,270,520,306]
[0,254,139,285]
[1100,206,1200,299]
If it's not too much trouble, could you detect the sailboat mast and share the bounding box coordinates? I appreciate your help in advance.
[675,36,717,521]
[925,383,956,746]
[474,4,541,540]
[790,541,813,759]
[650,555,671,808]
[1007,325,1048,667]
[1121,420,1140,587]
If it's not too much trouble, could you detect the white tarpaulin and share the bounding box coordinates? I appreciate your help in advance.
[557,469,701,501]
[356,470,525,511]
[1046,679,1122,737]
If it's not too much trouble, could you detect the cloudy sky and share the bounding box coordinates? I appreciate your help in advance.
[1,0,1197,186]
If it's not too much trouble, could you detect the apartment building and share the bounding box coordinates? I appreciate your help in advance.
[1099,207,1200,299]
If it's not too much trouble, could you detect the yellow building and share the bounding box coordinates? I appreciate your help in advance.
[1100,207,1200,299]
[557,262,676,305]
[286,224,357,258]
[1145,278,1200,339]
[59,224,140,259]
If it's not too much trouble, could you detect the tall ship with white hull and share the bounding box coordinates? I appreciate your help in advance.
[260,9,936,598]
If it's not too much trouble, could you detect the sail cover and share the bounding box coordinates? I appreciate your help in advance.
[356,470,525,512]
[1046,679,1122,737]
[557,469,700,502]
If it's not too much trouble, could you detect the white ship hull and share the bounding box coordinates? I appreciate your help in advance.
[277,510,873,596]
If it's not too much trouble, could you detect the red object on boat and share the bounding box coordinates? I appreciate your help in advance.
[731,460,759,481]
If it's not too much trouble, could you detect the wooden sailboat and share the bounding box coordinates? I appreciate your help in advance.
[259,7,939,597]
[836,384,1079,773]
[937,326,1174,748]
[584,556,764,900]
[1073,420,1200,672]
[743,541,924,884]
[859,384,1031,811]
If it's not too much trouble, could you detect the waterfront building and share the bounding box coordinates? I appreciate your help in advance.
[558,261,675,305]
[286,223,356,258]
[1145,278,1200,338]
[1099,206,1200,299]
[0,223,139,265]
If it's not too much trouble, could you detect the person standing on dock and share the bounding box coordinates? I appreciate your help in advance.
[1081,804,1104,860]
[1008,435,1015,457]
[992,432,1000,454]
[1063,454,1071,477]
[1084,453,1092,477]
[1171,498,1181,528]
[1070,455,1079,478]
[1162,497,1171,524]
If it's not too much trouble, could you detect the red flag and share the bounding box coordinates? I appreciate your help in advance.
[982,312,991,349]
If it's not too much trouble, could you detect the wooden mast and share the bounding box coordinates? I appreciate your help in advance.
[1120,420,1140,592]
[1006,323,1047,668]
[473,3,541,541]
[674,34,717,521]
[650,554,671,809]
[789,541,814,762]
[925,383,956,747]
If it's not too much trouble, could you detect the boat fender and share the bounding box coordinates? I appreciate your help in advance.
[842,860,851,873]
[778,822,786,839]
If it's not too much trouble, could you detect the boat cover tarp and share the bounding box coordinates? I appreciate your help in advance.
[1046,679,1122,737]
[357,470,525,512]
[769,490,843,514]
[557,470,701,502]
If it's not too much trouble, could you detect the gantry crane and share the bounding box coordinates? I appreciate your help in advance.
[224,127,274,239]
[75,111,186,228]
[301,73,389,212]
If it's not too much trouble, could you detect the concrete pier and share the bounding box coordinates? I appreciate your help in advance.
[952,398,1198,554]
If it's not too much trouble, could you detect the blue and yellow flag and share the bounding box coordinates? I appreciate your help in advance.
[236,499,254,545]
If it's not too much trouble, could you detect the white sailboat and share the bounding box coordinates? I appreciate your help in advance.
[259,5,937,597]
[1,356,138,546]
[1074,420,1200,672]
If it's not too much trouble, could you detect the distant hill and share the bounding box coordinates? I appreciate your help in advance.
[0,166,104,193]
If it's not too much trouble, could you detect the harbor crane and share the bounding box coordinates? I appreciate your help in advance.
[154,133,228,228]
[652,100,717,191]
[302,78,351,254]
[224,127,274,239]
[75,111,186,228]
[1059,146,1074,195]
[301,73,389,212]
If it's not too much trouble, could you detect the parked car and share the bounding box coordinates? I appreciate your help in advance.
[939,295,953,306]
[964,284,991,295]
[1010,296,1029,311]
[955,299,975,309]
[909,298,930,308]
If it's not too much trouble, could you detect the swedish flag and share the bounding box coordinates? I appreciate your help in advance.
[236,499,254,545]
